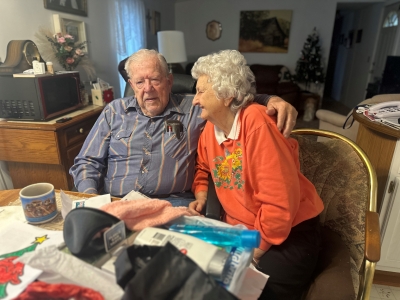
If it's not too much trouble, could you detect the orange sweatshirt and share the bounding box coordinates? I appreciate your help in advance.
[192,103,324,251]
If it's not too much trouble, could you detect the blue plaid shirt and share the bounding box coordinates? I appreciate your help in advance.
[70,93,270,197]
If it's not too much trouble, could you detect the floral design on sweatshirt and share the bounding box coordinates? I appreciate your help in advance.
[212,143,245,190]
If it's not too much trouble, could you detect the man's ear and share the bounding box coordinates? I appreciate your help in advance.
[167,73,174,91]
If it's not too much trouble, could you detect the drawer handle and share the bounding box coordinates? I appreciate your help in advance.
[78,128,84,134]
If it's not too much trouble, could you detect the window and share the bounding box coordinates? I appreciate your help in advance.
[383,11,398,28]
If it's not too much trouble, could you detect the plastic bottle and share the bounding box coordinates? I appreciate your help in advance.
[169,224,261,248]
[46,62,54,74]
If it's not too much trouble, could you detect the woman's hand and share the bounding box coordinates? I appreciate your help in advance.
[188,191,207,215]
[253,248,266,265]
[266,96,298,138]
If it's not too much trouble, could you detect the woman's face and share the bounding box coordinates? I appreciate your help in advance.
[193,75,229,122]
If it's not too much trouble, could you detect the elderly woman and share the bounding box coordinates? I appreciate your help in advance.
[189,50,324,300]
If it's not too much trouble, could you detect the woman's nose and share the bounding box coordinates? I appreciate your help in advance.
[192,95,199,105]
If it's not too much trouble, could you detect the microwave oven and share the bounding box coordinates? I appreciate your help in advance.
[0,72,83,121]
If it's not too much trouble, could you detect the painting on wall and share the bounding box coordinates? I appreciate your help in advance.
[239,10,292,53]
[44,0,88,17]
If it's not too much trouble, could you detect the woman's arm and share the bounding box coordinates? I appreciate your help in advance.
[190,130,211,214]
[246,118,301,252]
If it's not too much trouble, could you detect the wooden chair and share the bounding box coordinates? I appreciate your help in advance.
[205,129,381,300]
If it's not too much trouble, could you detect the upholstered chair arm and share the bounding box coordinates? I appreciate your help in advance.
[315,109,349,127]
[365,211,381,262]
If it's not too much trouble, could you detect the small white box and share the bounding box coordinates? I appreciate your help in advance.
[92,87,114,106]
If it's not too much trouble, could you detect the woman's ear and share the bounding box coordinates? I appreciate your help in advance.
[224,97,234,107]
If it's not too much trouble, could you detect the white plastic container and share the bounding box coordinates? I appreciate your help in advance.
[133,227,229,279]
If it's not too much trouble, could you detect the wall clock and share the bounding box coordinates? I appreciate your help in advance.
[0,40,45,75]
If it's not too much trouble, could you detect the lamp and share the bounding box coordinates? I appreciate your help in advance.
[157,31,187,73]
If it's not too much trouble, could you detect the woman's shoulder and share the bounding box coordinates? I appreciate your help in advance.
[242,103,276,123]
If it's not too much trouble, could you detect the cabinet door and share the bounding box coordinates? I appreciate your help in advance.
[378,176,400,271]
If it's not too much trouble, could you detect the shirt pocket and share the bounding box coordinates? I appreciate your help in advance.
[110,129,132,157]
[163,127,189,161]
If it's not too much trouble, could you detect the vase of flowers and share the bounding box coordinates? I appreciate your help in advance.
[46,33,86,71]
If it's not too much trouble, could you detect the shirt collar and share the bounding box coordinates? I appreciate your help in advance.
[214,109,241,145]
[125,94,184,116]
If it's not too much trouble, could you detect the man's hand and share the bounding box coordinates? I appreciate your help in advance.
[266,96,298,138]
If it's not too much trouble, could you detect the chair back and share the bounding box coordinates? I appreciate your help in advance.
[123,73,196,97]
[292,129,380,300]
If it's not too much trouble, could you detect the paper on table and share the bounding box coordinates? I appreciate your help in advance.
[0,221,64,300]
[121,190,150,201]
[60,190,111,219]
[0,206,27,228]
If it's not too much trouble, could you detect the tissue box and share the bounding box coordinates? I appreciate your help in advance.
[92,87,114,106]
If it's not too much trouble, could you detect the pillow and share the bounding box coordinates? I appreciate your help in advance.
[304,226,355,300]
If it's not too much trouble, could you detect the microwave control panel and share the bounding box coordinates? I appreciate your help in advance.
[0,76,43,120]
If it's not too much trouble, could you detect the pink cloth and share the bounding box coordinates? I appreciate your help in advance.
[101,199,192,230]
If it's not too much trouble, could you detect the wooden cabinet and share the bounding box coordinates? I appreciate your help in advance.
[353,111,400,283]
[0,105,103,190]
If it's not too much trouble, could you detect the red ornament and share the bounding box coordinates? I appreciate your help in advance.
[103,88,114,103]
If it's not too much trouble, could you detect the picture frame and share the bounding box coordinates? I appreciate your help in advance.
[239,10,292,53]
[44,0,88,17]
[206,20,222,41]
[151,11,161,35]
[53,14,88,53]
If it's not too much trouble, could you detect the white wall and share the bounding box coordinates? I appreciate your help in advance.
[175,0,384,75]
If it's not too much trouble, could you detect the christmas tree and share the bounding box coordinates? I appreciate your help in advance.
[295,28,325,90]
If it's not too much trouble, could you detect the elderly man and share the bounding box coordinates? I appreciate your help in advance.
[70,49,298,206]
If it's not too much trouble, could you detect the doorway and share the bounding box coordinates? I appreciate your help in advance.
[323,2,385,110]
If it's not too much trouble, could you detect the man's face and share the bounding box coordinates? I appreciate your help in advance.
[128,57,173,117]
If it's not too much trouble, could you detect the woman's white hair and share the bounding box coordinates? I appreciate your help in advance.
[191,50,256,112]
[125,49,169,79]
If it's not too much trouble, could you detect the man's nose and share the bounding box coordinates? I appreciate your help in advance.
[143,80,153,92]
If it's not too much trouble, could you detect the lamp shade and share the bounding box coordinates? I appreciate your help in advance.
[157,31,187,64]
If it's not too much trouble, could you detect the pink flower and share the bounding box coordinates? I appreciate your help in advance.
[66,57,75,64]
[64,34,74,39]
[64,46,73,51]
[75,49,84,56]
[57,37,66,43]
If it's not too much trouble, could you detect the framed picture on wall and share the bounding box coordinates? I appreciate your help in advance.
[239,10,292,53]
[44,0,88,17]
[53,14,88,53]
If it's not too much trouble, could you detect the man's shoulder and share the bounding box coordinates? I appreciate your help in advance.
[172,93,195,112]
[105,97,135,112]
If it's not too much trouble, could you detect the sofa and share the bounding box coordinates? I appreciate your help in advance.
[316,94,400,142]
[249,64,301,108]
